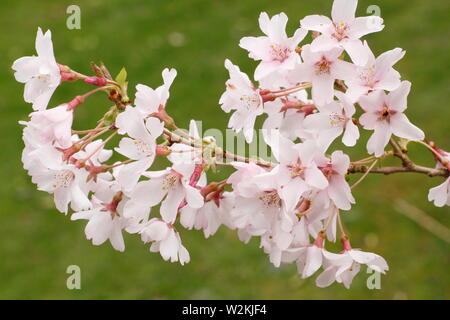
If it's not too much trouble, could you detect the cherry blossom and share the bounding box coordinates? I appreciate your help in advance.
[12,28,61,110]
[219,59,263,143]
[359,81,425,157]
[319,151,355,211]
[282,234,326,279]
[428,151,450,207]
[180,194,235,239]
[71,193,127,252]
[316,241,388,288]
[135,68,177,115]
[428,178,450,207]
[301,0,384,65]
[345,41,405,102]
[25,104,73,149]
[291,44,356,106]
[115,106,164,191]
[127,163,204,224]
[140,218,190,265]
[27,145,91,214]
[262,135,329,212]
[303,91,359,149]
[239,12,306,81]
[15,0,449,290]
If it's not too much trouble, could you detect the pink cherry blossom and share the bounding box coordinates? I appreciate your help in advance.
[301,0,384,65]
[319,150,355,211]
[16,1,450,289]
[291,44,356,105]
[428,151,450,207]
[27,145,91,214]
[262,135,329,212]
[135,68,177,115]
[26,104,73,149]
[303,91,359,149]
[428,178,450,207]
[180,193,235,239]
[240,12,306,81]
[126,163,204,224]
[359,81,425,157]
[115,106,163,191]
[71,192,128,252]
[346,41,405,102]
[316,246,388,288]
[262,91,313,141]
[282,235,326,279]
[140,218,190,265]
[12,28,61,110]
[220,59,263,143]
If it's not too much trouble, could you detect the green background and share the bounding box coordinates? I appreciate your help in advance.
[0,0,449,299]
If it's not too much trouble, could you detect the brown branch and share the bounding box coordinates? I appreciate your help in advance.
[389,138,415,169]
[348,164,449,177]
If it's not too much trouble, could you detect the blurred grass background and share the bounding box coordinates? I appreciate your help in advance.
[0,0,449,299]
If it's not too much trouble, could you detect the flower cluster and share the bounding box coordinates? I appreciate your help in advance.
[15,0,449,288]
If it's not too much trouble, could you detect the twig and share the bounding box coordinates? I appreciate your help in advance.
[351,159,379,189]
[348,164,449,177]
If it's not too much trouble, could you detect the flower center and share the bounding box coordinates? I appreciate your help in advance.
[359,66,379,88]
[134,140,154,157]
[162,171,181,190]
[378,105,396,121]
[315,57,332,75]
[52,169,74,189]
[329,112,346,127]
[288,159,305,179]
[239,92,262,110]
[270,44,291,62]
[258,190,281,208]
[332,22,350,41]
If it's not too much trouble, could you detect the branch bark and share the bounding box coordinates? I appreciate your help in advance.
[348,164,449,177]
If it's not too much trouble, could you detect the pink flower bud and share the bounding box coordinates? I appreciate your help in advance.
[84,76,107,87]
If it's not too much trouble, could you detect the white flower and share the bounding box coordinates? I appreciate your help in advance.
[428,151,450,207]
[301,0,384,65]
[240,12,306,80]
[303,91,359,149]
[115,106,163,191]
[220,59,264,143]
[135,68,177,115]
[126,163,204,223]
[282,239,326,279]
[291,44,356,106]
[260,135,329,212]
[428,178,450,207]
[316,248,388,288]
[71,194,128,252]
[346,41,405,102]
[24,104,73,149]
[180,199,231,239]
[140,218,190,265]
[359,81,424,157]
[319,150,355,211]
[262,93,312,142]
[27,146,91,214]
[12,28,61,110]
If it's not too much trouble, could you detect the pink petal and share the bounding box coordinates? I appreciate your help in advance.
[390,113,424,141]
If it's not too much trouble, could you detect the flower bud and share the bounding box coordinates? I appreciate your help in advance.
[84,76,107,87]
